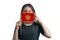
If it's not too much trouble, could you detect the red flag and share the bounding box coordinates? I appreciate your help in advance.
[21,12,35,23]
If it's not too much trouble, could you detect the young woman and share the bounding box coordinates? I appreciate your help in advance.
[13,3,51,40]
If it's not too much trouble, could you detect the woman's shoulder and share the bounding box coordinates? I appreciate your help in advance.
[33,22,42,26]
[33,22,40,25]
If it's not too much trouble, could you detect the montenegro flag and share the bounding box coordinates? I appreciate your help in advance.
[21,12,35,23]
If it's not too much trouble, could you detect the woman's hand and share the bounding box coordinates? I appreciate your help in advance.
[34,16,40,23]
[16,21,22,29]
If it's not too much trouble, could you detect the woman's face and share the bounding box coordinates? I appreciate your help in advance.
[22,6,35,25]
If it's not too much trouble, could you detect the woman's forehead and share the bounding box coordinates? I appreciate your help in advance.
[23,6,32,10]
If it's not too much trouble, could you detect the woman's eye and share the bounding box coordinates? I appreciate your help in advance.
[29,10,31,12]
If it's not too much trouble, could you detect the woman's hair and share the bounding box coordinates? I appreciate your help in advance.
[21,3,36,14]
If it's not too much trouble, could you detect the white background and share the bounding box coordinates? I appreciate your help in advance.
[0,0,60,40]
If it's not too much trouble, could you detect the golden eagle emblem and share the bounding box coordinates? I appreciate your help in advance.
[25,15,30,20]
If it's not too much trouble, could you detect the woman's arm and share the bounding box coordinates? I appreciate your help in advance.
[13,28,19,40]
[13,21,22,40]
[36,17,52,38]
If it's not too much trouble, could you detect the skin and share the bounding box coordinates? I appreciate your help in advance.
[13,6,51,40]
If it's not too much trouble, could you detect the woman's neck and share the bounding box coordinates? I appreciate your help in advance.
[24,23,33,26]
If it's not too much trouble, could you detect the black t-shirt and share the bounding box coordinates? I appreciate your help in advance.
[18,22,44,40]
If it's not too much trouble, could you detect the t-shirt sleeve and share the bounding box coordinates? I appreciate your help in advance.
[38,23,44,35]
[18,28,20,39]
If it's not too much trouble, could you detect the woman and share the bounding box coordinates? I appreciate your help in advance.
[13,3,51,40]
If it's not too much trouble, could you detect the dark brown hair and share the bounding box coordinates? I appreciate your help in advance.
[21,3,36,14]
